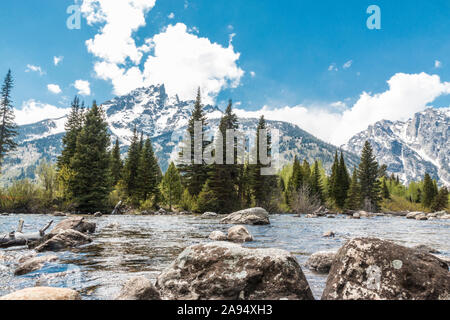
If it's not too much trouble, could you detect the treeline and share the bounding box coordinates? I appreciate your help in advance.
[0,72,448,214]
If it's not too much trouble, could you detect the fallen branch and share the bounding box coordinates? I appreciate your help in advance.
[0,219,54,249]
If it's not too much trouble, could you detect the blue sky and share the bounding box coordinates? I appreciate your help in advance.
[0,0,449,144]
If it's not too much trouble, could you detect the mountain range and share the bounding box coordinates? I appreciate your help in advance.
[2,85,449,187]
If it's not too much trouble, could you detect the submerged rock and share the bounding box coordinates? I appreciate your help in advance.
[202,212,218,217]
[220,207,270,225]
[116,277,161,300]
[156,242,314,300]
[208,231,227,241]
[35,229,92,252]
[413,245,441,254]
[322,238,450,300]
[14,255,58,276]
[0,287,81,300]
[305,251,336,274]
[227,225,253,243]
[323,231,336,238]
[50,217,96,236]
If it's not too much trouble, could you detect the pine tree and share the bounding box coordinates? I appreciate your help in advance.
[110,138,123,186]
[203,100,239,213]
[290,156,303,191]
[431,187,448,212]
[346,167,361,210]
[178,88,209,196]
[336,152,350,207]
[70,102,111,212]
[0,70,18,170]
[328,152,339,200]
[301,160,311,187]
[310,160,324,203]
[422,173,436,208]
[249,116,272,207]
[137,137,160,202]
[160,162,183,211]
[357,141,381,211]
[123,127,141,201]
[382,179,390,199]
[57,96,83,170]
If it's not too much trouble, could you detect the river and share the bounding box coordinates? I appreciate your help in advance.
[0,214,449,299]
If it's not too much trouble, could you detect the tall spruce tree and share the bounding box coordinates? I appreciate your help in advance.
[381,179,390,200]
[336,152,350,207]
[110,137,123,186]
[431,187,448,212]
[310,160,324,203]
[123,127,141,200]
[160,162,183,211]
[58,96,83,170]
[0,70,18,170]
[421,173,436,208]
[346,167,361,210]
[137,137,160,202]
[70,102,111,212]
[178,88,209,196]
[202,100,239,213]
[357,141,381,211]
[328,152,339,200]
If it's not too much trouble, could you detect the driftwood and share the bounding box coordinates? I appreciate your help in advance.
[0,219,53,249]
[112,201,122,215]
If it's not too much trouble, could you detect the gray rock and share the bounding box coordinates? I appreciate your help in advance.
[156,242,314,300]
[202,212,218,217]
[208,231,227,241]
[14,255,58,276]
[116,277,161,300]
[50,217,96,236]
[406,212,422,219]
[352,212,361,219]
[227,225,253,243]
[306,251,336,274]
[220,207,270,225]
[0,287,81,300]
[35,229,92,252]
[322,238,450,300]
[415,213,428,221]
[323,231,336,238]
[94,212,102,217]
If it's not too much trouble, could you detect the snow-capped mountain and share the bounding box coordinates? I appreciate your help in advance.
[344,108,450,186]
[1,84,358,185]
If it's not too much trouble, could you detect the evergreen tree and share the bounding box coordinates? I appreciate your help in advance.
[123,127,141,201]
[137,137,160,202]
[422,173,436,208]
[160,162,183,211]
[310,160,324,203]
[57,96,83,170]
[178,88,209,196]
[346,167,361,210]
[301,160,311,187]
[249,116,272,207]
[382,179,390,199]
[202,101,240,213]
[290,156,303,191]
[70,102,111,212]
[329,151,350,208]
[357,141,381,211]
[328,152,339,199]
[110,138,123,186]
[0,70,18,170]
[431,187,448,212]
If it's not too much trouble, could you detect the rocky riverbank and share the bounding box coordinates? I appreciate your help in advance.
[0,210,449,300]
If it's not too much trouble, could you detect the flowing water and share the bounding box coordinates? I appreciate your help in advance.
[0,214,449,299]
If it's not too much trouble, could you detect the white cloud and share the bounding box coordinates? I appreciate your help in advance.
[91,22,244,103]
[74,80,91,96]
[343,60,353,69]
[47,84,62,94]
[328,63,338,72]
[15,100,70,125]
[81,0,156,65]
[235,72,450,146]
[250,71,256,78]
[25,64,45,76]
[435,60,442,69]
[168,12,175,19]
[53,56,64,66]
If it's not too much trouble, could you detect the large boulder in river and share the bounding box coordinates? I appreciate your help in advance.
[220,208,270,225]
[0,287,81,300]
[35,229,92,252]
[50,217,96,236]
[156,242,314,300]
[14,255,58,276]
[208,231,227,241]
[116,277,161,300]
[306,251,336,274]
[227,225,253,243]
[322,238,450,300]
